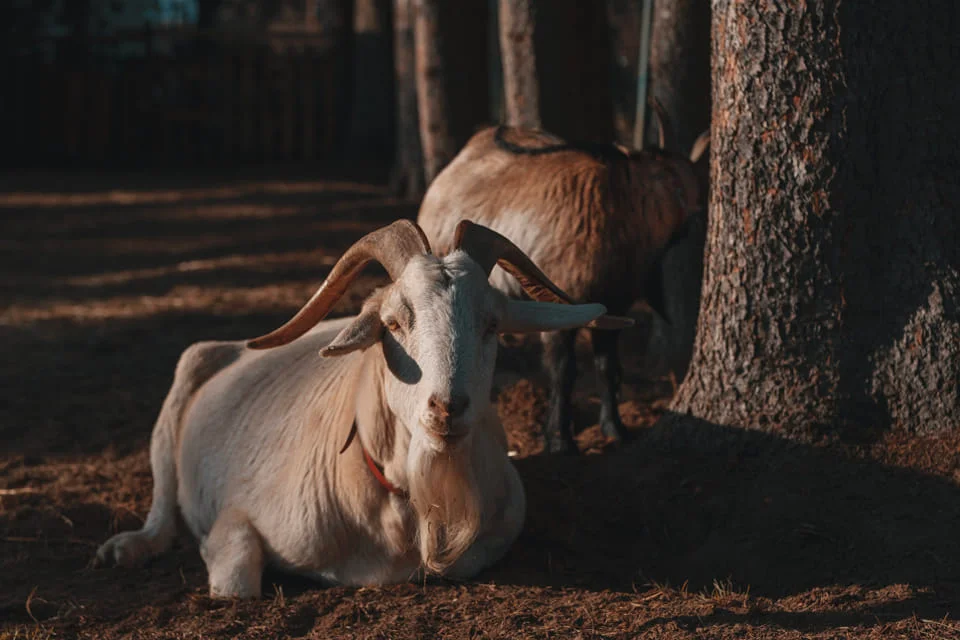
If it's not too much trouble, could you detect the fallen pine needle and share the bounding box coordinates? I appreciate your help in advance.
[25,586,39,624]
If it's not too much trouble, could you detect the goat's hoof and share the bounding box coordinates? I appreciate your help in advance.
[208,579,262,600]
[545,437,580,456]
[207,559,263,599]
[95,530,154,568]
[600,420,632,445]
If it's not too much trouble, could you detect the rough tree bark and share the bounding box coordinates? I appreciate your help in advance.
[671,1,960,441]
[646,0,711,379]
[498,0,540,128]
[413,0,455,183]
[388,0,424,197]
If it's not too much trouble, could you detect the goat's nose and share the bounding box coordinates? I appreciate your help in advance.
[428,393,470,419]
[448,394,470,418]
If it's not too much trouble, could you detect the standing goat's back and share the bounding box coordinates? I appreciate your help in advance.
[417,126,705,454]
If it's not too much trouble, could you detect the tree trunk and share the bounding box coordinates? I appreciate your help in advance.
[389,0,424,197]
[672,1,960,441]
[534,0,614,142]
[648,0,710,154]
[324,0,355,157]
[197,0,223,29]
[606,0,642,146]
[487,0,505,124]
[498,0,540,128]
[645,0,711,380]
[440,0,490,149]
[413,0,455,183]
[345,0,394,164]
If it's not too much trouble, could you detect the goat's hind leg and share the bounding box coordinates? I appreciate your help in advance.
[542,329,579,455]
[201,507,265,599]
[96,419,178,568]
[591,328,631,443]
[97,341,240,570]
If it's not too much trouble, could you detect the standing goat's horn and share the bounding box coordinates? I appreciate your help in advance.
[453,220,633,330]
[649,96,672,151]
[689,128,711,164]
[247,219,431,350]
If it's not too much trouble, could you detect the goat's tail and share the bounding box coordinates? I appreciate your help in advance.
[97,341,242,567]
[143,342,242,547]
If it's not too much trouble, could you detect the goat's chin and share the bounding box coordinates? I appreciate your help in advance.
[406,432,482,574]
[417,424,471,454]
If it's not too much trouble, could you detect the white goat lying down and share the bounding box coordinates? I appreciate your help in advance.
[95,219,616,598]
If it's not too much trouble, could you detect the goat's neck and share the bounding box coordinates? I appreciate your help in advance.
[626,158,687,254]
[353,348,410,487]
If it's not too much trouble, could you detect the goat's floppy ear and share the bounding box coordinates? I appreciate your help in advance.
[320,289,386,357]
[501,300,609,333]
[320,310,383,357]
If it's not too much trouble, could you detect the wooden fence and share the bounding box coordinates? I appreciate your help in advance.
[1,30,339,167]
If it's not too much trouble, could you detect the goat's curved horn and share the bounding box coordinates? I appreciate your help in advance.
[454,220,633,330]
[689,128,710,164]
[649,96,672,151]
[247,219,431,349]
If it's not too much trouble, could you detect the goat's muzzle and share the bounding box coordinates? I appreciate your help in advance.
[424,393,471,442]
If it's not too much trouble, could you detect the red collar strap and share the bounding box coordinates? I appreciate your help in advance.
[340,422,407,498]
[362,446,407,498]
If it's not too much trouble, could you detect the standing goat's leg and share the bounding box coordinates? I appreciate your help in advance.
[541,329,579,455]
[592,328,630,443]
[201,507,265,599]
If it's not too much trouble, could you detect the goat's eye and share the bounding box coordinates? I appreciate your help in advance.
[384,317,401,333]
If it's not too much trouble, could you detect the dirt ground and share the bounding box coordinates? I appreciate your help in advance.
[2,170,959,639]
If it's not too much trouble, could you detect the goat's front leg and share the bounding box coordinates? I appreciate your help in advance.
[201,507,265,599]
[541,329,579,455]
[591,328,630,443]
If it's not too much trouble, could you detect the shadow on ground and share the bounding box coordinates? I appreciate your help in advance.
[503,415,960,599]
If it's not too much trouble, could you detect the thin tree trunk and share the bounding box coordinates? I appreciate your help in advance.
[440,0,490,149]
[498,0,540,128]
[606,0,643,146]
[646,0,711,380]
[389,0,424,197]
[345,0,394,163]
[671,1,960,441]
[413,0,454,183]
[534,0,614,142]
[487,0,505,124]
[649,0,710,154]
[197,0,222,29]
[324,0,355,157]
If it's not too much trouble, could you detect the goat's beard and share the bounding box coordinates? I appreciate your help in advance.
[406,432,482,574]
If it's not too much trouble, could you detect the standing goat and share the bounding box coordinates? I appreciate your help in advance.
[95,220,615,598]
[417,120,708,454]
